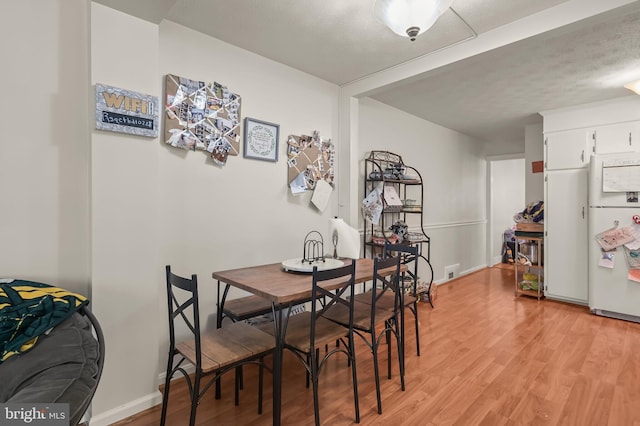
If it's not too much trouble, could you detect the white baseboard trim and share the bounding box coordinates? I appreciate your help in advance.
[464,264,487,275]
[433,264,487,285]
[90,391,163,426]
[157,362,196,383]
[91,358,198,425]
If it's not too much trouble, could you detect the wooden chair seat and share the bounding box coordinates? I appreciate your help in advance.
[353,291,417,310]
[176,321,275,373]
[222,295,274,321]
[324,301,395,332]
[281,312,351,353]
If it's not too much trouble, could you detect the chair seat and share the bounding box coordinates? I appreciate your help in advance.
[324,301,395,331]
[353,291,417,310]
[176,322,275,373]
[282,312,351,353]
[223,295,273,321]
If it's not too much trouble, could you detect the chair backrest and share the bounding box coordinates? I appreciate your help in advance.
[309,260,357,346]
[384,243,419,296]
[165,265,202,369]
[369,255,401,317]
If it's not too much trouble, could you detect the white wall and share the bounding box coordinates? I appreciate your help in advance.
[89,8,341,425]
[0,0,91,293]
[1,2,506,424]
[489,158,525,265]
[157,20,341,275]
[90,3,162,423]
[358,98,487,281]
[525,122,544,203]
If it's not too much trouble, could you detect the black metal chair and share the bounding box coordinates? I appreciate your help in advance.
[215,285,274,397]
[160,266,275,426]
[281,260,360,426]
[384,243,422,357]
[326,255,404,414]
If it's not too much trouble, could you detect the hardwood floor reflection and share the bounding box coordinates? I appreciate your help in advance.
[113,266,640,425]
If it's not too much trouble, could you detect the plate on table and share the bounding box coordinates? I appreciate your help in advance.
[281,258,345,273]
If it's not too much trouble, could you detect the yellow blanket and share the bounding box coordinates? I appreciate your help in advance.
[0,280,88,363]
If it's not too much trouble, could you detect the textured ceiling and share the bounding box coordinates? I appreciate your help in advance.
[94,0,640,144]
[372,4,640,142]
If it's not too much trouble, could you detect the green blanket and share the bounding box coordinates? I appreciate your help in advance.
[0,280,88,363]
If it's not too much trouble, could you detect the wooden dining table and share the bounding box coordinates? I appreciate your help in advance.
[212,257,401,426]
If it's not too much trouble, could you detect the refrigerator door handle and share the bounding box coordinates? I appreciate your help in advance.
[582,206,585,219]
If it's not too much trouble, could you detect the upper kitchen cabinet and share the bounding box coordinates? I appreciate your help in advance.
[592,121,639,154]
[545,129,592,170]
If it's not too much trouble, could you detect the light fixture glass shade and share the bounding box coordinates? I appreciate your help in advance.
[624,80,640,95]
[373,0,454,41]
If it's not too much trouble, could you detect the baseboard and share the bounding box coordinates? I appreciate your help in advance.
[434,264,487,285]
[464,264,487,275]
[89,391,163,426]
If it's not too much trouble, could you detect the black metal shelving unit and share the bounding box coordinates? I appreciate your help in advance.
[363,150,433,299]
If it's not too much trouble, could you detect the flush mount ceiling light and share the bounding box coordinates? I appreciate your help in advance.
[624,80,640,95]
[373,0,454,41]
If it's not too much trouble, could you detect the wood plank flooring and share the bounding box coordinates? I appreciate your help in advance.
[113,266,640,425]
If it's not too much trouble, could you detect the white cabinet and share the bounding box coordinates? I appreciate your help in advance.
[592,121,639,154]
[545,129,592,170]
[544,169,589,303]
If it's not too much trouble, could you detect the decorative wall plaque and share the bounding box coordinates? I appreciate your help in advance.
[95,83,159,137]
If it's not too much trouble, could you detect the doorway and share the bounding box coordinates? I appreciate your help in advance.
[487,156,525,267]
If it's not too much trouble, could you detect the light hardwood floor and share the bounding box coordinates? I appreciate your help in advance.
[113,266,640,425]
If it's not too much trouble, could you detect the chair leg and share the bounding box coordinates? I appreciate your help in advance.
[311,351,321,426]
[400,304,407,365]
[372,334,383,414]
[215,377,221,399]
[258,357,264,414]
[386,326,392,380]
[306,353,311,388]
[235,367,240,406]
[349,332,360,423]
[396,324,406,392]
[413,303,420,356]
[189,369,201,426]
[160,356,173,426]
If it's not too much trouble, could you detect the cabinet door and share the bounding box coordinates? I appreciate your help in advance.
[545,169,588,303]
[593,122,639,154]
[545,129,591,170]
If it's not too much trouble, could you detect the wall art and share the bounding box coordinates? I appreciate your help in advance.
[243,117,279,162]
[163,74,241,166]
[287,130,334,195]
[95,83,159,137]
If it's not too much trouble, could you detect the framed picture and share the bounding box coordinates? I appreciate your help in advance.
[243,117,279,162]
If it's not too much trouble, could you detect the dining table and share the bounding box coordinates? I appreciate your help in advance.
[212,257,403,426]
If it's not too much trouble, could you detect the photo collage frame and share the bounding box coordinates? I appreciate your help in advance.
[287,130,335,195]
[164,74,241,166]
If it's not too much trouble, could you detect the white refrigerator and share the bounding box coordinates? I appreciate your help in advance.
[588,152,640,322]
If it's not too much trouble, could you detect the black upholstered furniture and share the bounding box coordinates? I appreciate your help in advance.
[0,306,105,426]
